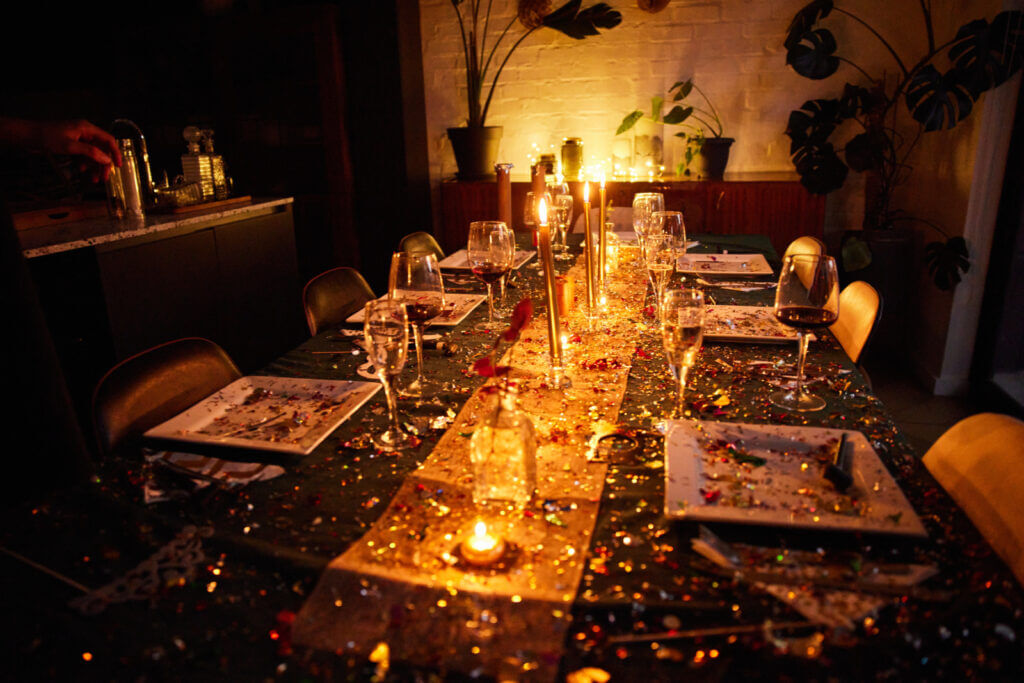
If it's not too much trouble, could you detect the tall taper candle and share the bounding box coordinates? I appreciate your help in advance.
[599,175,607,290]
[536,199,564,369]
[582,182,595,311]
[495,163,513,229]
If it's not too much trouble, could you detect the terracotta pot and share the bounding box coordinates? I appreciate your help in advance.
[447,126,503,180]
[698,137,734,180]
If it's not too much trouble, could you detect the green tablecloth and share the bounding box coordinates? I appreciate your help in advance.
[4,234,1022,680]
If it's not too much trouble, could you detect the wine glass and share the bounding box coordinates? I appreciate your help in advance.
[467,220,514,330]
[653,210,686,257]
[552,194,574,260]
[389,251,445,398]
[662,288,705,417]
[643,233,676,323]
[524,191,550,270]
[363,299,412,450]
[632,192,664,251]
[770,254,840,412]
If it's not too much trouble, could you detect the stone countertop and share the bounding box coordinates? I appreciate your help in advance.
[19,197,294,259]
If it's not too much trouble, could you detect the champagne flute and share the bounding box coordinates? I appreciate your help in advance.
[363,299,412,450]
[524,191,550,270]
[770,254,840,412]
[653,210,686,257]
[389,251,445,398]
[632,192,664,251]
[467,220,514,329]
[662,288,705,417]
[552,194,574,260]
[643,233,676,323]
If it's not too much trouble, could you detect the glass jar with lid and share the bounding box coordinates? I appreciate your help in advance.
[561,137,583,180]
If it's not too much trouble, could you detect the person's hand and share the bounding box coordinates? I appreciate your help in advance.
[32,119,122,182]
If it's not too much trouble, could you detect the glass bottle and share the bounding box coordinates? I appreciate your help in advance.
[561,137,583,180]
[470,384,537,507]
[202,130,229,200]
[181,126,214,201]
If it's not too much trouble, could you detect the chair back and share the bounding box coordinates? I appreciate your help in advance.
[923,413,1024,586]
[302,267,376,336]
[398,231,445,260]
[829,280,882,364]
[92,338,241,458]
[782,235,825,260]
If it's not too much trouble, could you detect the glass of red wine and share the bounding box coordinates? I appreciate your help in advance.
[389,251,445,398]
[770,253,839,412]
[467,220,514,330]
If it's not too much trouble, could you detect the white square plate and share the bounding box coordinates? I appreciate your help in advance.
[346,293,486,326]
[677,252,773,276]
[704,305,798,343]
[145,376,380,455]
[664,420,927,537]
[439,249,535,270]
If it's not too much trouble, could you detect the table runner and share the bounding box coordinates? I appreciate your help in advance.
[293,256,649,679]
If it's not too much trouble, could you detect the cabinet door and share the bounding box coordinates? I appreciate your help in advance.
[215,210,305,370]
[97,229,221,360]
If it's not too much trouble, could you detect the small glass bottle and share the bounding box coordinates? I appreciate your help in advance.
[561,137,583,180]
[203,130,229,200]
[181,126,214,201]
[470,384,537,507]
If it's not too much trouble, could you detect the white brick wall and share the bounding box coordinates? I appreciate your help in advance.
[418,0,950,233]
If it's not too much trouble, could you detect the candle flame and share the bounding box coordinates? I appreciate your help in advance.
[600,172,606,188]
[474,521,487,538]
[537,197,547,225]
[583,182,590,202]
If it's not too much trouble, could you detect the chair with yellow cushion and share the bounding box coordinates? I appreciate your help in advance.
[923,413,1024,586]
[398,231,445,260]
[302,266,376,336]
[829,280,882,365]
[92,338,242,458]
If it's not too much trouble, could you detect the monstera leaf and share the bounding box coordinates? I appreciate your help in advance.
[844,129,888,172]
[786,98,843,153]
[838,83,883,118]
[786,28,840,80]
[948,11,1024,97]
[784,0,834,49]
[924,237,970,291]
[793,142,848,195]
[542,0,622,40]
[905,65,975,131]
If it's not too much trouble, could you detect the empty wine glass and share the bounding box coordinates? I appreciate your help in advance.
[389,251,445,398]
[770,254,840,412]
[552,194,574,260]
[363,299,412,450]
[662,288,705,417]
[467,220,514,330]
[524,191,550,270]
[643,233,676,323]
[632,192,664,251]
[653,210,686,256]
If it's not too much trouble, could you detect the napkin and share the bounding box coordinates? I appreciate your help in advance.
[143,448,285,504]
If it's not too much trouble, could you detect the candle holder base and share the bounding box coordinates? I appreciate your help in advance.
[546,366,572,390]
[453,540,519,573]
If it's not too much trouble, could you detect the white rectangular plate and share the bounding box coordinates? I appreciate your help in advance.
[664,421,927,537]
[144,376,380,455]
[704,305,798,343]
[439,249,535,270]
[346,293,486,326]
[677,252,773,276]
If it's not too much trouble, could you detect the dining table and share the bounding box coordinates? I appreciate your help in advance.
[4,232,1022,681]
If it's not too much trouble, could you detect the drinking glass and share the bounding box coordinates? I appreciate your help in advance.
[662,288,705,417]
[467,220,514,330]
[653,210,686,257]
[363,299,412,450]
[552,194,574,260]
[524,191,550,270]
[389,251,445,398]
[770,254,840,412]
[632,192,664,250]
[643,233,676,323]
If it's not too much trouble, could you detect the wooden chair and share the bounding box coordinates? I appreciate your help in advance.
[923,413,1024,586]
[302,266,376,336]
[398,231,445,259]
[92,338,241,458]
[830,281,882,365]
[782,235,826,260]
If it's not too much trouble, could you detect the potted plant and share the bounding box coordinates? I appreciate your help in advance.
[783,1,1023,290]
[447,0,622,179]
[616,79,731,179]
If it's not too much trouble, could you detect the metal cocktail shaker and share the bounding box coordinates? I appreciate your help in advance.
[105,138,145,224]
